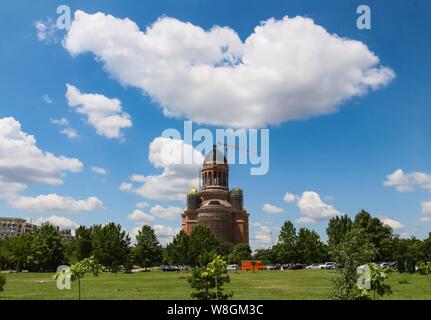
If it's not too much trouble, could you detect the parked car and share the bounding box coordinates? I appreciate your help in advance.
[322,262,337,270]
[288,263,305,270]
[265,264,275,270]
[306,263,324,269]
[227,264,238,271]
[379,261,396,269]
[160,265,180,272]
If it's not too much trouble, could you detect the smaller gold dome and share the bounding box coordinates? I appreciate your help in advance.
[189,187,198,194]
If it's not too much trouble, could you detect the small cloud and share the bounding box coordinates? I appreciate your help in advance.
[136,201,149,209]
[262,203,284,214]
[422,201,431,214]
[283,192,298,203]
[384,169,431,193]
[149,205,183,220]
[60,128,78,139]
[380,218,404,230]
[399,232,411,239]
[419,201,431,222]
[42,94,53,104]
[295,216,316,224]
[50,118,79,140]
[35,215,79,230]
[51,118,69,126]
[92,166,107,175]
[128,209,155,223]
[65,84,132,141]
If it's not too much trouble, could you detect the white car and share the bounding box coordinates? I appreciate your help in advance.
[227,264,238,271]
[322,262,337,270]
[306,263,324,269]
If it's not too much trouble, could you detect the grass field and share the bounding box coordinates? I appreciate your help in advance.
[1,269,430,300]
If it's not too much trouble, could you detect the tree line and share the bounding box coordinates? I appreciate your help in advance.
[1,209,430,272]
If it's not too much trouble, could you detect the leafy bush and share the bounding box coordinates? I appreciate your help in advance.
[188,255,233,300]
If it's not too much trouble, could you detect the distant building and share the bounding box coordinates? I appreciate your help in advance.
[0,217,39,238]
[0,217,73,241]
[182,145,249,245]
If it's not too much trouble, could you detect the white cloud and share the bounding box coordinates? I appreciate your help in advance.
[0,117,82,186]
[51,118,69,126]
[422,201,431,214]
[296,191,340,223]
[380,218,404,230]
[295,216,317,224]
[0,117,102,213]
[136,201,149,209]
[149,204,183,220]
[60,128,79,139]
[65,84,132,140]
[50,118,79,140]
[11,194,103,213]
[120,137,204,201]
[131,224,179,245]
[384,169,431,192]
[252,223,273,248]
[419,201,431,222]
[35,215,79,230]
[399,232,411,239]
[262,203,283,214]
[128,209,155,223]
[64,11,394,128]
[283,192,298,203]
[43,94,53,104]
[92,166,107,175]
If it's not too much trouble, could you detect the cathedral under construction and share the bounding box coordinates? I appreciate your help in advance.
[181,145,249,245]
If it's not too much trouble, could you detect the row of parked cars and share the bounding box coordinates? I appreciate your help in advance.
[159,265,190,272]
[160,261,398,272]
[305,262,338,270]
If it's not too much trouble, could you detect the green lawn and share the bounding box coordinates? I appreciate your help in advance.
[1,269,430,300]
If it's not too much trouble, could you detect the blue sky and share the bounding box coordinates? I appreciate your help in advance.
[0,0,430,248]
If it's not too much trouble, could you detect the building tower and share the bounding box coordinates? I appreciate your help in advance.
[182,144,249,244]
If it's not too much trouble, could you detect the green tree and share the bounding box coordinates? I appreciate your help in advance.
[231,243,252,264]
[394,237,423,273]
[218,241,234,258]
[188,225,220,267]
[353,210,393,261]
[31,224,65,271]
[134,225,163,270]
[274,220,298,263]
[66,226,94,263]
[254,248,275,265]
[188,255,233,300]
[330,227,376,300]
[92,223,131,272]
[327,215,353,257]
[0,234,33,271]
[296,228,326,264]
[165,230,190,265]
[54,256,103,300]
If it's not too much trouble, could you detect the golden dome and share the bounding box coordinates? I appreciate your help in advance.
[189,187,198,194]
